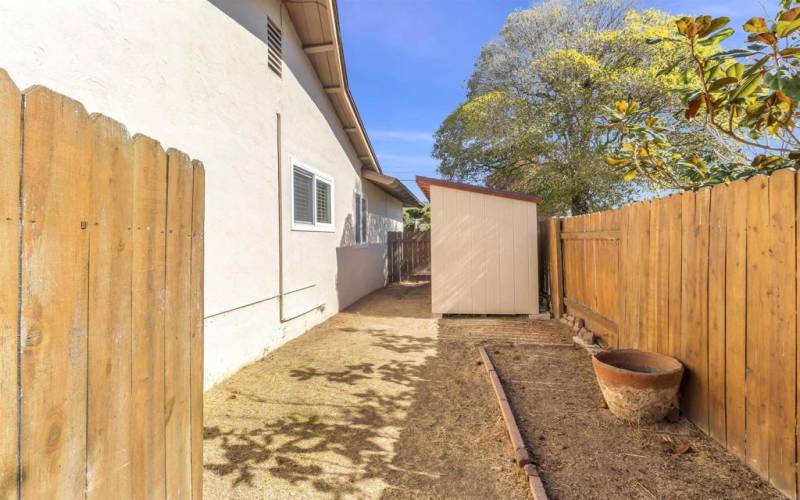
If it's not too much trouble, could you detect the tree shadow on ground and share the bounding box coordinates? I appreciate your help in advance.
[203,326,437,499]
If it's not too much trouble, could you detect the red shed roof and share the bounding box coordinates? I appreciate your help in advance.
[416,176,542,204]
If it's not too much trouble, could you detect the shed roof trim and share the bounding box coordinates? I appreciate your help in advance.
[416,176,542,204]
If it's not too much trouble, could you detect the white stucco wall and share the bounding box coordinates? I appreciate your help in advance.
[0,0,403,388]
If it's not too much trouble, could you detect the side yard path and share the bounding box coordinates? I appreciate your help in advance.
[204,283,560,499]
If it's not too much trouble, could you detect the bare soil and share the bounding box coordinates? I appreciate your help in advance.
[490,343,784,500]
[204,283,533,499]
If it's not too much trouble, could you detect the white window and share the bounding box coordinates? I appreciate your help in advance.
[355,191,368,244]
[292,160,334,232]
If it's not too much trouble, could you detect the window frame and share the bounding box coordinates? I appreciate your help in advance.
[354,190,368,245]
[290,158,335,233]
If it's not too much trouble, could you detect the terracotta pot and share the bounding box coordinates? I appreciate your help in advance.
[592,349,684,423]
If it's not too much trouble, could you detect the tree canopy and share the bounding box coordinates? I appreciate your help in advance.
[605,1,800,190]
[433,0,724,215]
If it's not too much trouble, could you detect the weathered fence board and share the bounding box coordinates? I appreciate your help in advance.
[132,134,168,499]
[726,179,748,461]
[0,71,203,498]
[190,160,205,500]
[165,149,194,499]
[20,86,92,499]
[87,114,135,499]
[0,69,20,500]
[547,166,800,498]
[768,168,796,495]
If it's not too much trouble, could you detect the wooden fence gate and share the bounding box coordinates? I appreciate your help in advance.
[387,231,430,283]
[546,168,800,499]
[0,70,204,499]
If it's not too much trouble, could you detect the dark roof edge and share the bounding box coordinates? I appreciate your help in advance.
[416,176,542,204]
[363,169,423,208]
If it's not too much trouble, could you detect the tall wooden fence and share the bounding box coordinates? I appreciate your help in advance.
[547,168,800,498]
[388,230,430,282]
[0,70,204,499]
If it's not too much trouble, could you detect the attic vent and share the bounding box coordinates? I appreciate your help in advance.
[267,17,282,76]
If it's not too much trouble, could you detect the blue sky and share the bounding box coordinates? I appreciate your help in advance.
[338,0,759,200]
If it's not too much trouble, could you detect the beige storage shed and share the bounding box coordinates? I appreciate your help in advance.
[417,176,541,317]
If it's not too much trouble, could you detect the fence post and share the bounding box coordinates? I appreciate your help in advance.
[548,217,564,319]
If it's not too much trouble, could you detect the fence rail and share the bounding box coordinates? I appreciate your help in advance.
[547,168,800,499]
[0,69,204,499]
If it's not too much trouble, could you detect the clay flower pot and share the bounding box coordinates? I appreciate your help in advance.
[592,349,684,423]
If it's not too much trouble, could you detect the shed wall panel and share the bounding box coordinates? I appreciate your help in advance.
[430,185,539,315]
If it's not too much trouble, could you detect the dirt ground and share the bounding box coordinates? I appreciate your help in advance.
[490,344,784,500]
[203,283,534,499]
[204,282,781,499]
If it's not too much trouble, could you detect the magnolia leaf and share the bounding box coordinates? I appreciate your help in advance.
[781,47,800,58]
[777,18,800,37]
[702,17,731,36]
[685,96,704,120]
[623,169,638,181]
[605,157,631,166]
[748,32,779,45]
[781,76,800,99]
[743,55,771,78]
[726,63,745,80]
[708,49,756,62]
[780,7,800,21]
[645,37,664,45]
[730,73,764,101]
[743,17,769,33]
[699,28,735,46]
[709,76,739,91]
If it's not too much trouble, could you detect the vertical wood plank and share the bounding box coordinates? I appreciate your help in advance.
[190,160,205,500]
[768,168,796,497]
[513,200,531,313]
[498,198,515,314]
[666,195,683,361]
[164,149,193,499]
[708,183,728,444]
[132,135,168,499]
[485,196,501,314]
[680,188,710,432]
[653,197,671,355]
[0,69,20,500]
[549,218,563,318]
[470,192,487,313]
[726,178,748,461]
[746,175,770,476]
[19,86,91,498]
[86,114,134,499]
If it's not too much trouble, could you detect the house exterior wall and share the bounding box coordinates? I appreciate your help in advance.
[430,184,539,315]
[0,0,403,388]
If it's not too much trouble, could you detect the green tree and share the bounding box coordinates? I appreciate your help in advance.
[404,204,431,231]
[433,0,723,215]
[605,1,800,189]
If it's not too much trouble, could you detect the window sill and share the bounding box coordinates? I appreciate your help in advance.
[291,223,335,233]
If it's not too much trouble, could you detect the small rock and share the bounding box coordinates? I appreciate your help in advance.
[578,328,595,343]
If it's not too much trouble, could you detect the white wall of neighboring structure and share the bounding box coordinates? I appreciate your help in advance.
[0,0,403,388]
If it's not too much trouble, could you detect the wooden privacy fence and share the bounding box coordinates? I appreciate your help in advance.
[0,70,204,499]
[547,168,800,498]
[388,230,430,282]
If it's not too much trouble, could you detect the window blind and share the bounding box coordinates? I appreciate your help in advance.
[316,179,331,224]
[293,167,314,224]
